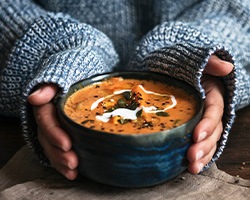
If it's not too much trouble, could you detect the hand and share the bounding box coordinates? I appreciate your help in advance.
[28,84,79,180]
[187,55,234,174]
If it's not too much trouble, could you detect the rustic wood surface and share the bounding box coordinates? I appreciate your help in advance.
[0,106,249,179]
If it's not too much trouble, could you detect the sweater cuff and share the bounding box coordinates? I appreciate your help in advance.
[139,44,236,170]
[129,22,237,170]
[9,14,119,165]
[21,47,118,166]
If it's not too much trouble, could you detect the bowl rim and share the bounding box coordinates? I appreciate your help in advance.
[56,71,204,139]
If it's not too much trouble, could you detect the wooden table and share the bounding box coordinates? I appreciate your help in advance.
[0,106,250,179]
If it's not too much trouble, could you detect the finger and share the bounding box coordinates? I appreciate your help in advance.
[188,145,217,174]
[38,129,79,180]
[193,103,223,142]
[193,76,224,142]
[187,122,223,164]
[39,136,78,170]
[37,128,78,169]
[28,84,58,106]
[51,150,79,180]
[204,55,234,76]
[55,165,78,180]
[34,103,71,151]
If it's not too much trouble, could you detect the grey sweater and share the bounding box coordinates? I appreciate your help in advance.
[0,0,249,168]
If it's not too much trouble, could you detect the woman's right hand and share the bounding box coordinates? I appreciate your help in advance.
[187,55,234,174]
[28,84,79,180]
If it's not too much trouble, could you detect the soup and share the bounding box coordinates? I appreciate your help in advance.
[64,77,197,134]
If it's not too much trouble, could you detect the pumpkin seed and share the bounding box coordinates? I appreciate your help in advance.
[118,118,129,124]
[136,109,142,117]
[123,91,132,100]
[117,98,127,108]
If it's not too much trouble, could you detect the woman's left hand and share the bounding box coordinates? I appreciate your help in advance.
[187,55,234,174]
[28,84,79,180]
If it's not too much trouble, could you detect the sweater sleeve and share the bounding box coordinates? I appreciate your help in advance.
[129,1,250,169]
[0,0,119,164]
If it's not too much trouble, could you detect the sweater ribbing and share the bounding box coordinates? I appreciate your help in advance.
[0,0,249,169]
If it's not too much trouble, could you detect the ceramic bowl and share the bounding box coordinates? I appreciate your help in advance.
[56,71,204,188]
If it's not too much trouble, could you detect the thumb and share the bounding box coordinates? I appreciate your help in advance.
[204,55,234,76]
[28,84,58,106]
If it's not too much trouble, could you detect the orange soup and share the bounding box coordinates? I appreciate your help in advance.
[64,77,197,134]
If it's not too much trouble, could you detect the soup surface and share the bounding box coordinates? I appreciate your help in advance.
[64,77,197,134]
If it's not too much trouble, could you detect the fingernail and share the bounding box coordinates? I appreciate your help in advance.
[228,62,234,68]
[198,131,207,142]
[62,143,71,152]
[196,150,204,161]
[68,162,74,170]
[65,171,71,180]
[221,60,234,67]
[29,88,42,96]
[198,163,204,173]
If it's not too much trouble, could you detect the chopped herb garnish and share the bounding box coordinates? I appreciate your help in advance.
[141,121,154,128]
[174,119,181,125]
[156,112,169,117]
[160,124,166,128]
[106,106,117,112]
[81,119,94,125]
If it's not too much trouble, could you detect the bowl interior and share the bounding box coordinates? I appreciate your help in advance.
[57,71,204,139]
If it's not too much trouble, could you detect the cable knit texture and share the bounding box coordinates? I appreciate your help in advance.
[0,0,249,167]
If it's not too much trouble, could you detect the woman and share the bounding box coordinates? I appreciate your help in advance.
[0,0,249,180]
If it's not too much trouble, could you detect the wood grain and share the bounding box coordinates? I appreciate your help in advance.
[216,105,250,179]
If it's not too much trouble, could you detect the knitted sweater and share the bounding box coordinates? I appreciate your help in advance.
[0,0,249,168]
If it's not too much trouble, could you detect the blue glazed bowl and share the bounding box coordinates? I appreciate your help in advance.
[56,71,204,188]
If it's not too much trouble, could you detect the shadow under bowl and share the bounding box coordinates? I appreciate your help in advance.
[56,71,204,188]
